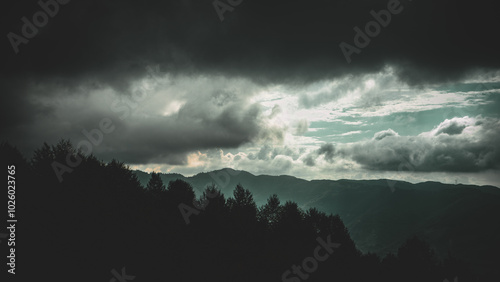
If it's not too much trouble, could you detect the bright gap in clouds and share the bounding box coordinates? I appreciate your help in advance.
[126,67,500,187]
[10,63,500,187]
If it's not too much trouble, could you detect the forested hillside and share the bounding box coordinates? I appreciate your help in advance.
[0,140,487,281]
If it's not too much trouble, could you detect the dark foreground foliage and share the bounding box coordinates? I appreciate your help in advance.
[1,140,474,281]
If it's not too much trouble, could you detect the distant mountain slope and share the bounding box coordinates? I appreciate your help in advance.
[134,168,500,278]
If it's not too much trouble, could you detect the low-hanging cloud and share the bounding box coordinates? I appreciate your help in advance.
[306,116,500,172]
[0,73,285,164]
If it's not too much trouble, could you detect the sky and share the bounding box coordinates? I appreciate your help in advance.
[1,0,499,187]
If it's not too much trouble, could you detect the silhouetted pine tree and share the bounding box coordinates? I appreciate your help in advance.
[227,184,258,225]
[146,172,166,194]
[258,193,282,231]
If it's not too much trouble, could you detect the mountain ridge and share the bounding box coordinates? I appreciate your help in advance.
[134,168,500,279]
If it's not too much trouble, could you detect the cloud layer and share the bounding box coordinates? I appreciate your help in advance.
[2,0,500,85]
[1,0,499,186]
[307,116,500,172]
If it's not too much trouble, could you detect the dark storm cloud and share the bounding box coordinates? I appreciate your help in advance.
[317,143,336,163]
[2,0,500,163]
[97,102,282,164]
[303,155,316,167]
[2,0,500,85]
[307,117,500,172]
[0,68,285,164]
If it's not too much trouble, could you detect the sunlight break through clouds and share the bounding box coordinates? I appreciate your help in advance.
[2,63,500,187]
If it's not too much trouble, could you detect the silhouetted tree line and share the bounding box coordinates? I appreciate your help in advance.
[0,140,474,282]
